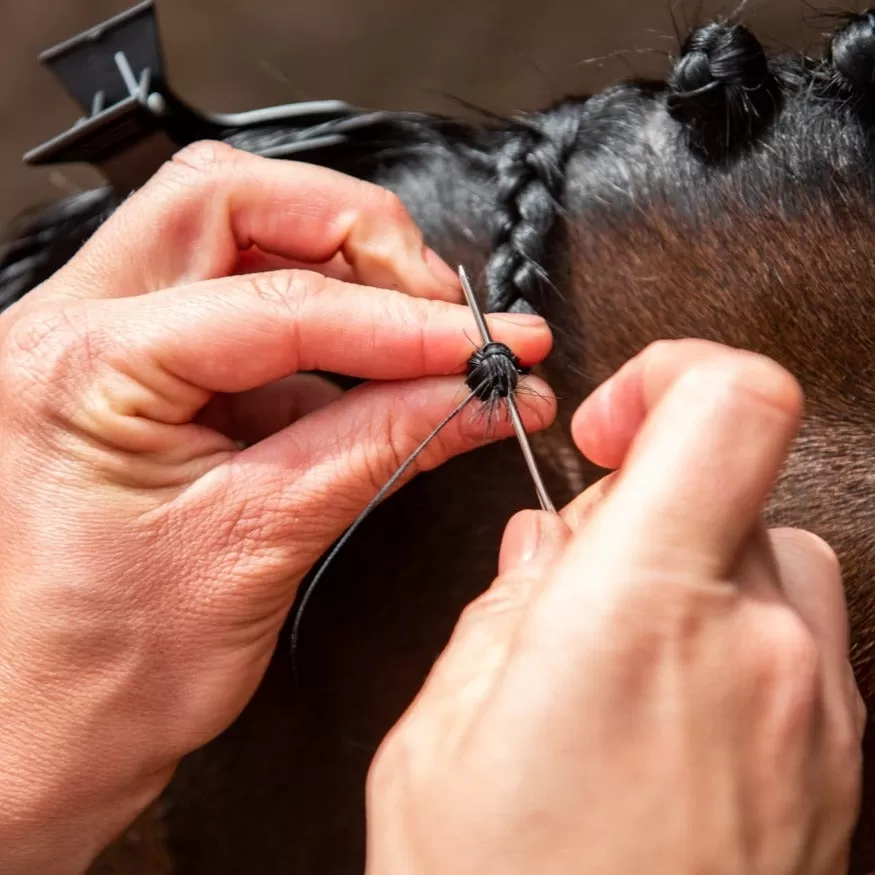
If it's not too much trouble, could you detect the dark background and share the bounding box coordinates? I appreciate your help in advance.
[0,0,831,226]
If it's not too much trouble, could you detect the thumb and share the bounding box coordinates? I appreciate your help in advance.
[498,510,572,575]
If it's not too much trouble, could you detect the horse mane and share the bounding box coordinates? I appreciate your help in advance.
[5,9,875,873]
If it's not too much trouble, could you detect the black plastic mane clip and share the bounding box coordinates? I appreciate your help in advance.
[23,0,372,195]
[24,1,179,194]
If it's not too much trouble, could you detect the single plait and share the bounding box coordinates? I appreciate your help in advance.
[829,10,875,95]
[484,104,581,314]
[667,22,778,160]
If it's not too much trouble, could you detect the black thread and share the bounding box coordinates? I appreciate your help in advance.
[289,340,529,749]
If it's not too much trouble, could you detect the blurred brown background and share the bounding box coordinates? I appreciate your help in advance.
[0,0,836,226]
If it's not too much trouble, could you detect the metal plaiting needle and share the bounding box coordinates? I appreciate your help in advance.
[458,265,557,514]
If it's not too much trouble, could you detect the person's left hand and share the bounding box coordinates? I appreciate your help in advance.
[0,142,555,873]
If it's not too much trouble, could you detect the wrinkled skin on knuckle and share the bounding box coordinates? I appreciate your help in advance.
[456,593,502,631]
[0,302,96,422]
[374,406,417,482]
[246,269,316,323]
[244,269,333,372]
[1,302,197,469]
[146,146,222,222]
[124,140,243,282]
[413,296,459,372]
[328,399,412,504]
[353,392,465,498]
[340,183,427,298]
[163,140,241,188]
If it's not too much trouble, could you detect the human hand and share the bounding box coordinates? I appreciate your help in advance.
[0,142,555,873]
[367,339,864,875]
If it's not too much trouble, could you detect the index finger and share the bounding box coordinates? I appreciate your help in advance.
[37,141,461,303]
[571,340,803,579]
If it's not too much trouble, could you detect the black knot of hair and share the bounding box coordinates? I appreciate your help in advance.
[829,10,875,98]
[465,342,526,402]
[667,22,779,161]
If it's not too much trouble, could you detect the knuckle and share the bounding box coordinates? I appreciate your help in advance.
[567,574,736,689]
[374,393,465,483]
[244,270,327,363]
[246,269,318,315]
[752,607,820,716]
[367,728,413,805]
[624,572,727,642]
[832,702,865,787]
[799,529,842,574]
[373,186,412,224]
[457,595,496,629]
[641,338,680,360]
[1,303,94,412]
[765,608,819,674]
[346,394,458,508]
[361,409,409,493]
[368,701,441,801]
[694,356,802,420]
[170,140,240,177]
[734,357,803,416]
[642,339,803,420]
[152,141,240,197]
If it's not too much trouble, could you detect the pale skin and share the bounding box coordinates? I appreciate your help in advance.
[0,142,864,874]
[368,340,866,875]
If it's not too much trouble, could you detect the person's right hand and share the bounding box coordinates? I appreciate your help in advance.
[367,339,865,875]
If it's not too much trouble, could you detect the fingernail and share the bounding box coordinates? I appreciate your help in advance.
[516,511,543,567]
[488,312,547,329]
[499,511,568,573]
[422,246,461,290]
